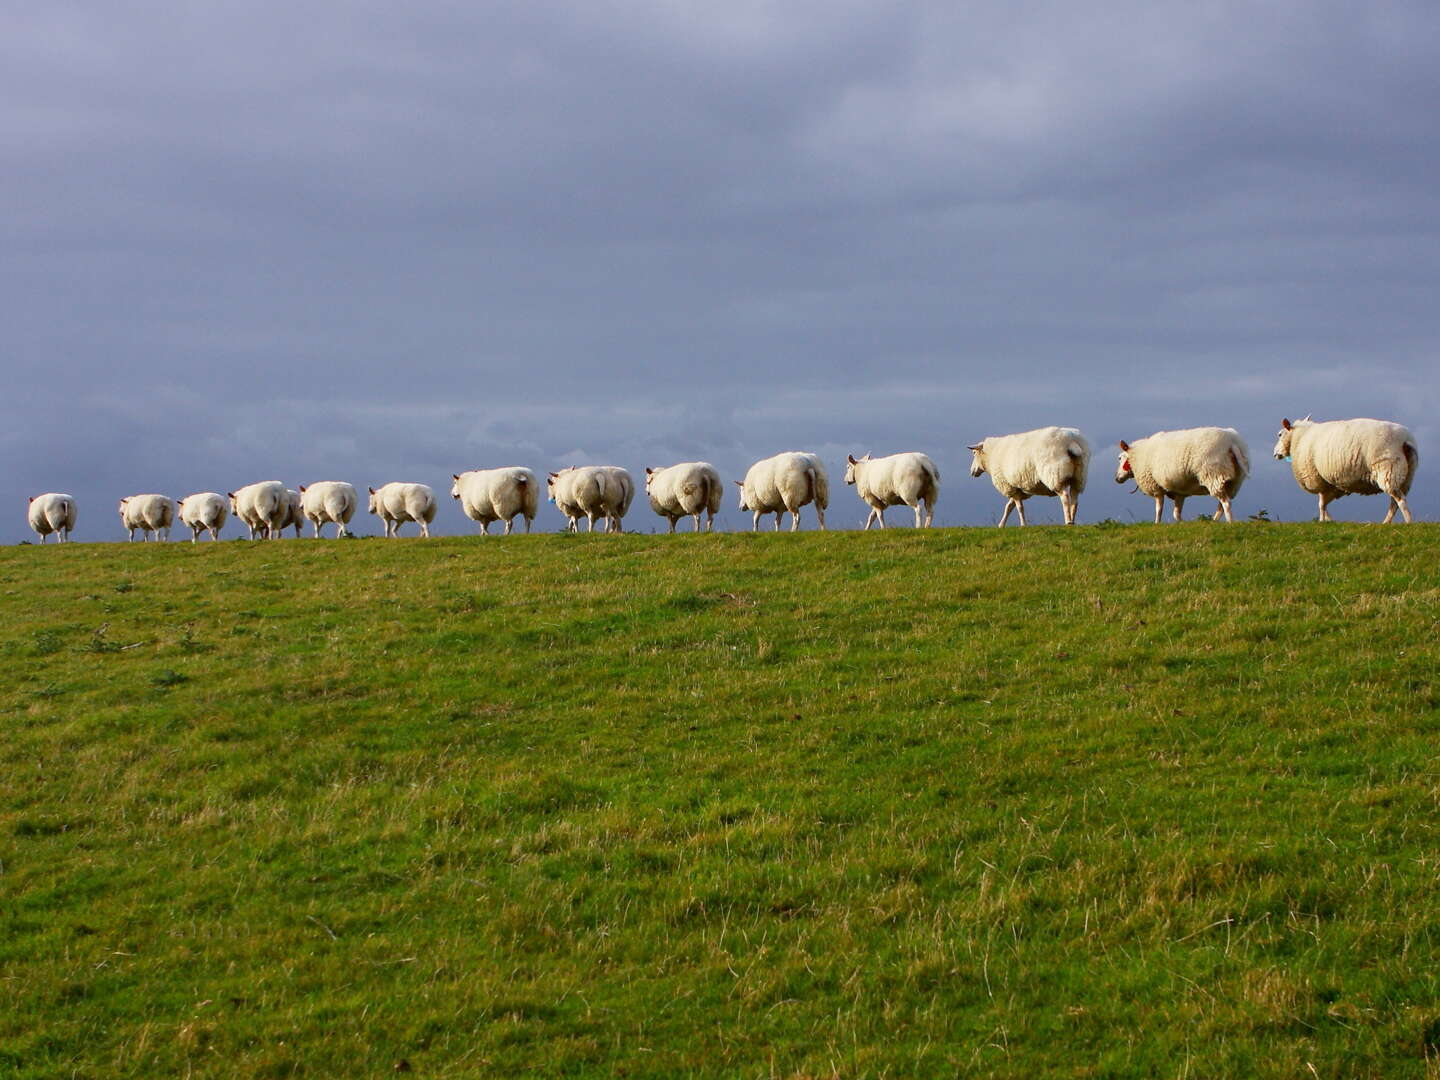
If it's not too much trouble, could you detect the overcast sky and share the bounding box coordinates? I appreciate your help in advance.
[5,1,1438,539]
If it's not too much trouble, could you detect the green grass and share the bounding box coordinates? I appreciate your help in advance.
[2,525,1440,1078]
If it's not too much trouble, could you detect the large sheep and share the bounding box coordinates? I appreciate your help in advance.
[298,481,358,538]
[368,483,437,538]
[735,452,829,532]
[1115,427,1250,523]
[645,462,722,533]
[546,466,633,533]
[1273,416,1419,523]
[967,427,1090,526]
[228,481,289,540]
[451,467,538,535]
[844,452,940,529]
[118,494,175,542]
[177,492,228,542]
[28,493,77,543]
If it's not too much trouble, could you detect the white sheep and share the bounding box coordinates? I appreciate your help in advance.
[967,427,1091,526]
[546,466,633,533]
[278,489,304,538]
[28,493,77,543]
[1115,427,1250,523]
[228,481,289,540]
[177,493,228,542]
[118,494,175,542]
[298,481,358,538]
[1273,416,1419,523]
[644,462,723,533]
[844,452,940,529]
[368,483,437,538]
[735,452,829,532]
[451,468,538,535]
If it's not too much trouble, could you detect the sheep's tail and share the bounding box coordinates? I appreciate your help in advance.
[1064,441,1088,494]
[810,463,829,509]
[1403,441,1419,491]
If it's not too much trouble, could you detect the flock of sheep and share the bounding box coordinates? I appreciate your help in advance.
[23,417,1420,543]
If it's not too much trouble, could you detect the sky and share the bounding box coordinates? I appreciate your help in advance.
[5,1,1439,539]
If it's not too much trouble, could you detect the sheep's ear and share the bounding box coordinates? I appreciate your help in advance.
[1118,440,1130,452]
[368,486,375,494]
[298,485,307,492]
[28,495,34,503]
[1281,418,1291,430]
[227,492,234,499]
[966,443,982,452]
[645,467,653,476]
[846,454,856,464]
[1302,414,1312,422]
[734,480,744,487]
[548,472,559,478]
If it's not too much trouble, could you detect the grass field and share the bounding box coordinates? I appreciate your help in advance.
[3,524,1439,1078]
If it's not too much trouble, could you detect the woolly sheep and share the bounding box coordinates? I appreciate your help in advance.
[1273,416,1419,523]
[1115,427,1250,523]
[644,462,722,533]
[546,466,633,533]
[844,452,940,529]
[118,494,175,542]
[451,467,538,535]
[28,493,77,543]
[177,492,228,542]
[228,481,289,540]
[298,481,358,538]
[368,483,437,538]
[278,489,304,537]
[967,427,1090,526]
[735,452,829,532]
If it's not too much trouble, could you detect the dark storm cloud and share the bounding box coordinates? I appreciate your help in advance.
[4,1,1438,538]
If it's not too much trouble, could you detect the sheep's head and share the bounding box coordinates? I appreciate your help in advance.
[450,474,463,500]
[117,497,130,516]
[1114,441,1134,484]
[644,467,659,494]
[967,443,987,478]
[367,487,380,514]
[1272,417,1309,460]
[227,492,238,513]
[843,454,871,486]
[734,479,750,512]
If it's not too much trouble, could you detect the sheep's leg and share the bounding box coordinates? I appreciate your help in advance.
[875,507,886,529]
[1172,496,1186,522]
[1318,492,1333,522]
[913,503,923,528]
[503,517,515,536]
[1214,496,1232,523]
[773,512,782,531]
[998,500,1014,528]
[1016,500,1028,526]
[1395,495,1412,524]
[789,508,800,532]
[1153,497,1164,525]
[815,505,826,531]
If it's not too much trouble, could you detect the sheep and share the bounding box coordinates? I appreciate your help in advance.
[967,427,1090,526]
[844,452,940,529]
[1114,427,1250,523]
[117,494,175,542]
[177,492,228,542]
[28,493,77,543]
[451,467,538,535]
[228,481,289,540]
[1273,416,1419,523]
[298,481,359,538]
[644,462,723,533]
[735,452,829,532]
[278,489,304,537]
[368,483,437,538]
[546,466,633,533]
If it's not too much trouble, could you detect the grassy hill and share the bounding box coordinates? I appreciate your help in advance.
[3,525,1439,1078]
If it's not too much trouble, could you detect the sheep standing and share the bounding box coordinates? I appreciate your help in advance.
[645,462,723,533]
[1273,416,1419,523]
[229,481,289,539]
[546,466,633,533]
[736,452,829,532]
[596,466,634,533]
[28,493,77,543]
[118,494,175,542]
[298,481,358,538]
[368,483,437,537]
[278,489,304,537]
[967,427,1090,526]
[452,468,538,535]
[177,493,228,542]
[1115,427,1250,523]
[844,452,940,529]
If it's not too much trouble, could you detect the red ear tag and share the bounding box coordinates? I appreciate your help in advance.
[1121,458,1130,472]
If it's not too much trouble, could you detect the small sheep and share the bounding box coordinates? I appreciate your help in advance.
[177,493,228,542]
[28,493,77,543]
[298,481,359,538]
[278,489,304,537]
[968,427,1090,526]
[546,466,633,533]
[451,468,538,535]
[844,452,940,528]
[735,452,829,532]
[1115,427,1250,523]
[368,483,437,538]
[1273,416,1419,523]
[228,481,289,540]
[644,462,723,533]
[118,494,175,542]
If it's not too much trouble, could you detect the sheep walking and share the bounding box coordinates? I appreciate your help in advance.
[28,493,77,543]
[547,466,632,533]
[1115,427,1250,523]
[368,483,437,537]
[298,481,359,538]
[1273,416,1418,523]
[736,452,829,532]
[968,427,1089,526]
[844,453,940,528]
[118,494,175,541]
[645,462,722,533]
[177,493,228,542]
[229,482,289,540]
[452,468,538,535]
